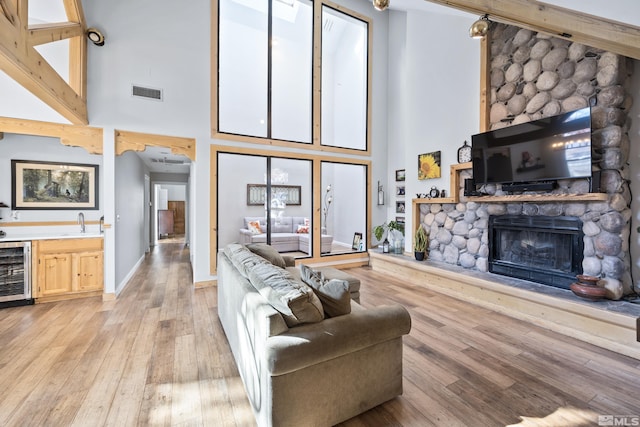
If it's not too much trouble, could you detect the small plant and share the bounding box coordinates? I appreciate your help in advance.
[373,220,404,242]
[414,226,428,253]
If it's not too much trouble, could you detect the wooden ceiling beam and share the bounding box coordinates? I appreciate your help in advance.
[423,0,640,60]
[0,1,88,124]
[28,22,83,46]
[63,0,88,101]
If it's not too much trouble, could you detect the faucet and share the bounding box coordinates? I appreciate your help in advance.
[78,212,85,233]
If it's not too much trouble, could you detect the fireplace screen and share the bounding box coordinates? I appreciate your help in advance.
[489,216,584,289]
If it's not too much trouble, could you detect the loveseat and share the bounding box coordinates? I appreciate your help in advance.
[217,243,411,426]
[238,216,333,253]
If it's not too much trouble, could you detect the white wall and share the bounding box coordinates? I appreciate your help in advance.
[114,151,148,292]
[387,8,481,249]
[162,184,186,201]
[0,134,103,225]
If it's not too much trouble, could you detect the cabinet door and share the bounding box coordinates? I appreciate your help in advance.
[76,251,104,291]
[37,253,73,296]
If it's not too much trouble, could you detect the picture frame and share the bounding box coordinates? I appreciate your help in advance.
[418,151,442,180]
[11,160,99,210]
[352,232,363,250]
[396,185,405,196]
[395,169,405,181]
[247,184,301,206]
[396,201,405,214]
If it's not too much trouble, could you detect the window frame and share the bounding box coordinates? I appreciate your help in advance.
[211,0,372,156]
[210,144,372,275]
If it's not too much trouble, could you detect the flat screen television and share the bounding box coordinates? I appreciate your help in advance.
[471,107,592,187]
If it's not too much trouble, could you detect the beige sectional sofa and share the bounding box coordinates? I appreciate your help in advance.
[238,216,333,253]
[217,243,411,427]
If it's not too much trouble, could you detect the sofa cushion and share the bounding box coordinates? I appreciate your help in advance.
[296,225,309,234]
[300,264,351,317]
[247,243,287,269]
[248,263,324,327]
[224,243,270,278]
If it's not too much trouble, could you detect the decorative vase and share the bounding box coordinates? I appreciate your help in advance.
[414,251,425,261]
[570,274,606,301]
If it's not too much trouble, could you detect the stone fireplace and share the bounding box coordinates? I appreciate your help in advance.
[488,215,583,289]
[418,23,635,300]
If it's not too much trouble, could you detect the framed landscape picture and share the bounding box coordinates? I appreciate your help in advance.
[11,160,99,210]
[395,169,405,181]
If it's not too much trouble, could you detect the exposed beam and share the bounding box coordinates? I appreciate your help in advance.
[424,0,640,60]
[0,117,102,154]
[0,16,88,124]
[64,0,87,99]
[115,130,197,161]
[28,22,83,46]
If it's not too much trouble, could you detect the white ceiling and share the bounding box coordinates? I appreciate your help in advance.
[135,145,191,174]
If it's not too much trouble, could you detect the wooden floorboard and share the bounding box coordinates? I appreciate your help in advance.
[0,243,638,426]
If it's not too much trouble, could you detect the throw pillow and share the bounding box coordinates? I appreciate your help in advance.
[300,264,351,317]
[296,225,309,234]
[246,243,287,269]
[248,220,262,234]
[304,217,310,226]
[248,263,324,327]
[224,243,270,278]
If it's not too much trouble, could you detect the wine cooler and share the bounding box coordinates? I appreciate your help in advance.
[0,241,33,308]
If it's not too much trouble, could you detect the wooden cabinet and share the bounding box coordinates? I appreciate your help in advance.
[32,238,104,302]
[168,201,185,234]
[158,209,174,238]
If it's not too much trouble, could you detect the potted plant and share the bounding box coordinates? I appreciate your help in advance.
[373,221,404,253]
[414,225,428,261]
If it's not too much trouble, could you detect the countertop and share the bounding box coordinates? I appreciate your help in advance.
[0,232,104,242]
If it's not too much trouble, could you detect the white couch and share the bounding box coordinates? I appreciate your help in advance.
[239,216,333,253]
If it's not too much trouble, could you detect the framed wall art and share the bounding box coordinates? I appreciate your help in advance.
[395,169,405,181]
[247,184,301,206]
[418,151,441,180]
[11,160,99,210]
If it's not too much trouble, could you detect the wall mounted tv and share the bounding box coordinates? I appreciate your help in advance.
[471,107,592,188]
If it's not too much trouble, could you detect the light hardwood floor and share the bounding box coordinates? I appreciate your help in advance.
[0,242,639,426]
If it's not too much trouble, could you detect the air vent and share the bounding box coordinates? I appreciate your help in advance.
[132,85,163,101]
[150,158,186,165]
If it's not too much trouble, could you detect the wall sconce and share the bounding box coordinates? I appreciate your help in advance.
[469,14,491,39]
[377,181,385,205]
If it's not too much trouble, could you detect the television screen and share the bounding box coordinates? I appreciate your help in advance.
[471,107,592,185]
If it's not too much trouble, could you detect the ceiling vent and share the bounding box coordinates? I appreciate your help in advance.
[150,158,187,165]
[132,85,163,101]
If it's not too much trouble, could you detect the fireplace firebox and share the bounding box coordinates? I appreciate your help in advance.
[488,215,584,289]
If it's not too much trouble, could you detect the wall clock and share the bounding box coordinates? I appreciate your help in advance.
[457,140,471,163]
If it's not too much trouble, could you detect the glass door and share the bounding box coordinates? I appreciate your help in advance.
[217,152,313,258]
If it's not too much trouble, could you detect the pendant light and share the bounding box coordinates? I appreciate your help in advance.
[469,15,491,39]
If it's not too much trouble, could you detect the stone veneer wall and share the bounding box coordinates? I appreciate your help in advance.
[419,24,636,299]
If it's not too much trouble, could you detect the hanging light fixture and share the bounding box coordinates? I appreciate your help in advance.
[469,14,491,39]
[372,0,389,12]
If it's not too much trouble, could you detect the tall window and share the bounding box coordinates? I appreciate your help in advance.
[215,0,370,152]
[321,6,368,151]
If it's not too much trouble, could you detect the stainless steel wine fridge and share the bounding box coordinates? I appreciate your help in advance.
[0,241,33,308]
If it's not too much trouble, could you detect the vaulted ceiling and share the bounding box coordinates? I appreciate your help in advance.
[0,0,638,130]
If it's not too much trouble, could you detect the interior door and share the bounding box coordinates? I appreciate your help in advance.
[168,201,185,234]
